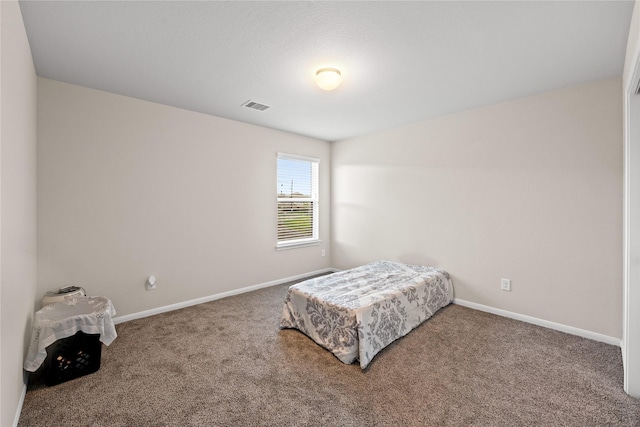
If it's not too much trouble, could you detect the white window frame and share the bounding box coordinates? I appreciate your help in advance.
[276,152,320,250]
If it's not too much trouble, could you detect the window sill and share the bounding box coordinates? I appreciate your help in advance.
[276,240,321,251]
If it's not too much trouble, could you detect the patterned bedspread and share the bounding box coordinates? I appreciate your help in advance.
[280,261,453,369]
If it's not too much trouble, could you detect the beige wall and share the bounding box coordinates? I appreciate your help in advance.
[1,1,38,426]
[332,78,623,338]
[625,1,640,86]
[37,78,331,318]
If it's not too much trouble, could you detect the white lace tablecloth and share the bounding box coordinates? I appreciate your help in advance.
[24,296,117,372]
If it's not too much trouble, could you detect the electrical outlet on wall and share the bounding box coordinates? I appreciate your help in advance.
[146,275,157,291]
[501,278,511,291]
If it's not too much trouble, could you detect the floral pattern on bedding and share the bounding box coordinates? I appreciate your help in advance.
[280,260,453,369]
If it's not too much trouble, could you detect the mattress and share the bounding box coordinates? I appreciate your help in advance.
[280,260,453,369]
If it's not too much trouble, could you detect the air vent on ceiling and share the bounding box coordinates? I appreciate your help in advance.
[242,100,270,111]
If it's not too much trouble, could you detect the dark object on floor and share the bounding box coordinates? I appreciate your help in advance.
[42,331,102,386]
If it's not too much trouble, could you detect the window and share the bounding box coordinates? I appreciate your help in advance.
[277,153,319,249]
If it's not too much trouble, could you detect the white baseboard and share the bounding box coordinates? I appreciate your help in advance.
[112,271,619,345]
[113,268,336,325]
[453,298,621,347]
[13,379,27,427]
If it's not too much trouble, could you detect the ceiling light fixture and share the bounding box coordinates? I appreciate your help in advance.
[315,68,342,91]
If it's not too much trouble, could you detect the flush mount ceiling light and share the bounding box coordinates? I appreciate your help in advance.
[315,67,342,91]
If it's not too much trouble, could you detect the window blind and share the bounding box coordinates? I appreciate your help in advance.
[277,154,319,245]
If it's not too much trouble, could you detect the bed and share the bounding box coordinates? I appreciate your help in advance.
[279,260,453,369]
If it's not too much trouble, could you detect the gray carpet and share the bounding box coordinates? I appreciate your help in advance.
[19,278,640,426]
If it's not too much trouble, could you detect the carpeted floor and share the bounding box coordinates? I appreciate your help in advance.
[18,278,640,426]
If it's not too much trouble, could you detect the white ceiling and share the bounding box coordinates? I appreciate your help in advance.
[19,1,634,142]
